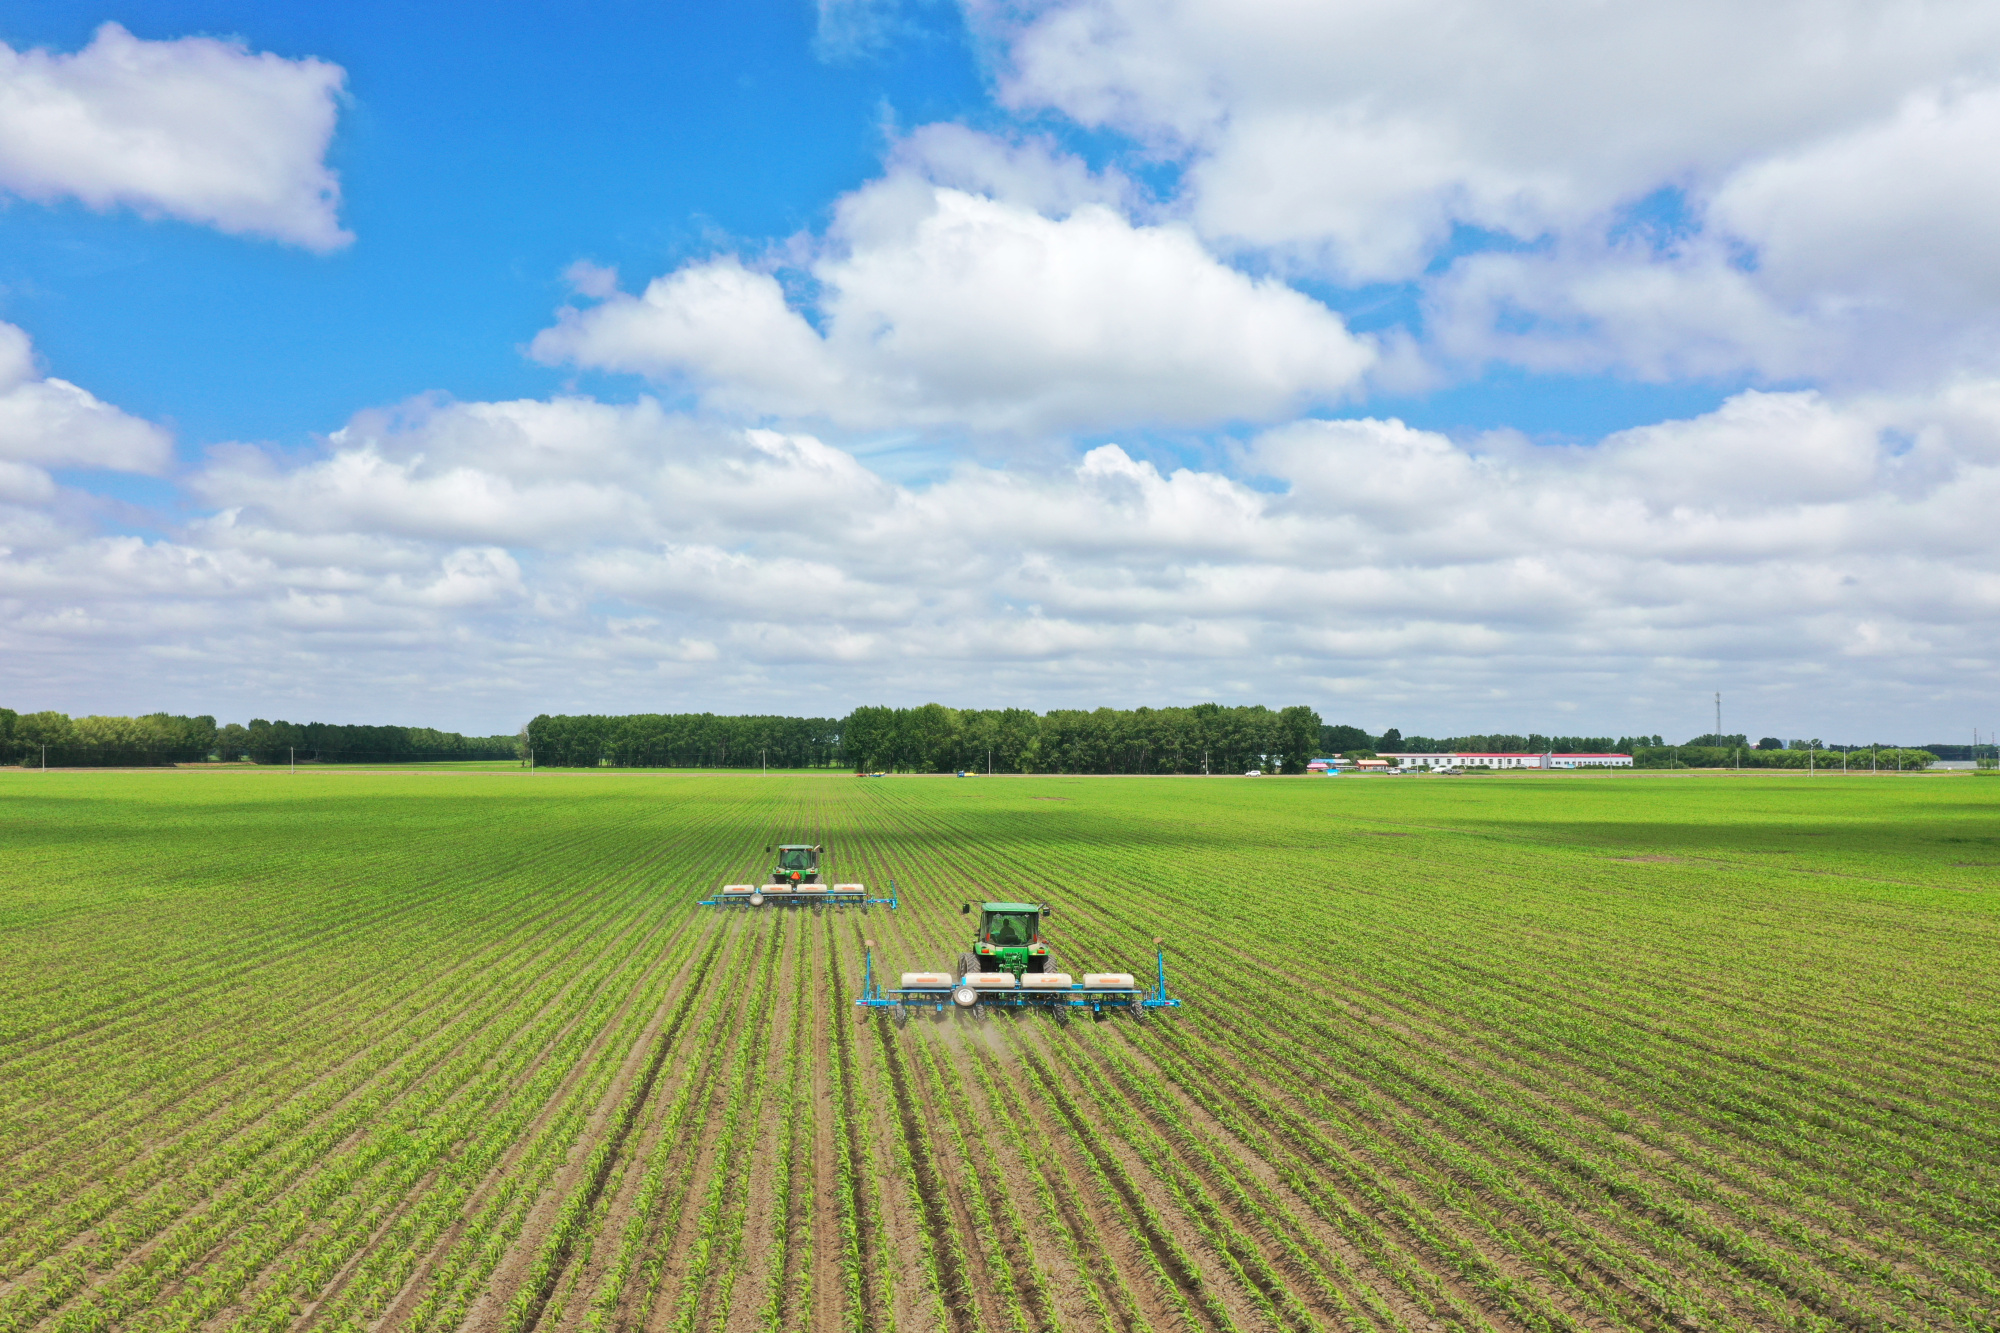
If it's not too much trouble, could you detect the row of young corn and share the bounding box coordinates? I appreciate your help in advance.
[14,771,1993,1333]
[0,860,621,1282]
[839,811,1231,1332]
[881,803,1473,1333]
[574,925,751,1333]
[0,795,646,1192]
[389,798,785,1333]
[848,787,1473,1330]
[45,874,691,1333]
[1083,819,1992,1331]
[1,873,652,1333]
[461,778,836,1333]
[844,777,1998,1333]
[1,779,770,1333]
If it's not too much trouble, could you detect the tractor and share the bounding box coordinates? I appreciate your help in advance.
[698,843,895,911]
[855,900,1182,1025]
[769,844,822,886]
[956,901,1057,979]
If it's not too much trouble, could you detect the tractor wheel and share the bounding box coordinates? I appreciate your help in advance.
[893,1009,908,1030]
[957,952,977,979]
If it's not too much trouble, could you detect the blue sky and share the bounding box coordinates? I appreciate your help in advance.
[0,0,989,446]
[1,0,1997,740]
[0,0,1752,456]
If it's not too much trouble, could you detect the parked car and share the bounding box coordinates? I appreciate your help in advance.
[1243,769,1262,776]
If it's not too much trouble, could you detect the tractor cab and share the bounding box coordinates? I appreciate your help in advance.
[960,900,1056,977]
[768,844,822,885]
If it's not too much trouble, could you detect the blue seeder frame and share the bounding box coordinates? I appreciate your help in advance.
[699,879,900,910]
[855,944,1182,1019]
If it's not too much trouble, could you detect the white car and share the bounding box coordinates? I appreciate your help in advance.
[1243,769,1262,776]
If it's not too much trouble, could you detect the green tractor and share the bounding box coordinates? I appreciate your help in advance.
[768,844,822,886]
[957,901,1058,980]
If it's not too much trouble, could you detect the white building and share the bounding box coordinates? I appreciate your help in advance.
[1378,751,1633,770]
[1452,752,1546,769]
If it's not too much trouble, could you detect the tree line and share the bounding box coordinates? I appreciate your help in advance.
[223,719,520,764]
[2,702,1954,772]
[0,709,515,766]
[0,710,220,766]
[526,703,1325,774]
[525,713,844,769]
[1633,744,1937,770]
[1319,725,1653,755]
[1318,727,1942,770]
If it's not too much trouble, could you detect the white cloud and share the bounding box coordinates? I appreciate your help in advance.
[1707,84,2000,322]
[6,379,2000,735]
[0,22,349,249]
[0,321,172,481]
[886,123,1135,217]
[531,175,1375,433]
[973,0,2000,384]
[814,0,910,60]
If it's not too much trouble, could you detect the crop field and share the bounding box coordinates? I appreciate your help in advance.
[1,768,1995,1333]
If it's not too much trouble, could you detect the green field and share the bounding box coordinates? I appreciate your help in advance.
[1,769,1994,1333]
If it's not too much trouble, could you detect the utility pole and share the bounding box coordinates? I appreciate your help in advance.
[1715,691,1722,742]
[1203,748,1210,777]
[987,746,991,776]
[761,746,767,775]
[41,743,46,771]
[290,746,295,775]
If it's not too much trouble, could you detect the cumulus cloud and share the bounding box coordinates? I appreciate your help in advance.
[9,3,2000,734]
[0,321,172,486]
[0,22,349,249]
[531,174,1374,433]
[973,0,2000,384]
[6,376,2000,731]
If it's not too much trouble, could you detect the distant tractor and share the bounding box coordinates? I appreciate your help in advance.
[698,842,896,912]
[856,899,1181,1026]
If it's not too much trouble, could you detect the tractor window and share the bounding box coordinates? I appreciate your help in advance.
[778,849,814,870]
[984,912,1035,946]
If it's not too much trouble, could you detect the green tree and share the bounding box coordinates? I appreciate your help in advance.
[15,712,73,758]
[1320,723,1373,753]
[1278,705,1322,773]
